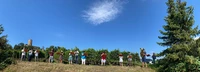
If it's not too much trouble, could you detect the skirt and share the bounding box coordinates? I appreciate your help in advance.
[119,59,123,62]
[68,56,73,61]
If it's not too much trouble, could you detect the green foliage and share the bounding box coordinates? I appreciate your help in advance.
[109,49,120,61]
[0,24,17,70]
[13,43,25,50]
[157,0,200,71]
[38,50,45,59]
[13,50,21,58]
[0,58,16,70]
[84,48,98,65]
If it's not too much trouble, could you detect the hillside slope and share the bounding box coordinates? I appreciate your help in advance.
[2,61,155,72]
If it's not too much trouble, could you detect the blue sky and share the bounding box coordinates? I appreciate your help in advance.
[0,0,200,55]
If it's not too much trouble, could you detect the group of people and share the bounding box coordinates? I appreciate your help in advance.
[21,48,39,62]
[48,49,86,65]
[140,48,156,67]
[21,48,156,67]
[47,49,134,66]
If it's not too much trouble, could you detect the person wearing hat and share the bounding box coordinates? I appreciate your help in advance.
[140,48,147,67]
[59,50,64,63]
[119,53,123,66]
[68,50,73,64]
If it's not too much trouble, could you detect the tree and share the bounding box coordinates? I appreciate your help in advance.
[157,0,200,71]
[0,24,15,70]
[0,24,8,50]
[109,49,120,64]
[84,48,98,65]
[13,43,25,50]
[0,24,8,61]
[188,39,200,58]
[134,53,140,62]
[6,44,12,50]
[73,46,79,51]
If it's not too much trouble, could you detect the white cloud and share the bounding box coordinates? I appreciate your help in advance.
[82,0,127,25]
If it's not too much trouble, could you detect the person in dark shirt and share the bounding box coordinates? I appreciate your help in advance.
[152,53,156,64]
[74,50,79,64]
[28,49,33,62]
[140,48,147,67]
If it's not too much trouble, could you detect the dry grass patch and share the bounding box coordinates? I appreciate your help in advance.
[2,61,155,72]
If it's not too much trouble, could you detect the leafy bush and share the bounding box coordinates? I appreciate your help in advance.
[0,58,16,70]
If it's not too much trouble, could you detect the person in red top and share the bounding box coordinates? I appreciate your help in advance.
[101,52,106,66]
[49,49,54,63]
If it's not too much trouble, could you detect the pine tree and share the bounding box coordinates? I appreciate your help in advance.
[157,0,200,71]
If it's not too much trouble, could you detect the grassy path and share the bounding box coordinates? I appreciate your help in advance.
[2,61,155,72]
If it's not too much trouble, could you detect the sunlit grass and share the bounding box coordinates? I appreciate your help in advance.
[2,61,155,72]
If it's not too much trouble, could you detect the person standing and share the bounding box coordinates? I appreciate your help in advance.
[34,49,39,62]
[28,49,33,62]
[68,50,73,64]
[74,50,79,64]
[119,53,123,66]
[81,52,86,65]
[152,53,156,64]
[59,50,64,63]
[140,48,147,67]
[101,52,106,66]
[49,49,54,63]
[127,53,132,66]
[21,48,26,61]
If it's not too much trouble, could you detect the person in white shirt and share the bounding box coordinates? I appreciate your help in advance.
[28,49,33,62]
[21,48,26,61]
[127,53,132,66]
[119,53,123,66]
[34,49,39,62]
[74,50,79,64]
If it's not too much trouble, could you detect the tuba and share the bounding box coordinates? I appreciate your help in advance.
[70,51,74,55]
[24,48,28,52]
[119,54,123,56]
[104,53,107,57]
[36,50,40,53]
[84,52,88,56]
[128,55,132,58]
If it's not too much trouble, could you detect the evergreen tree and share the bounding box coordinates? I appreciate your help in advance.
[157,0,200,71]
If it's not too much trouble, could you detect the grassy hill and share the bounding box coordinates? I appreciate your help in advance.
[2,61,155,72]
